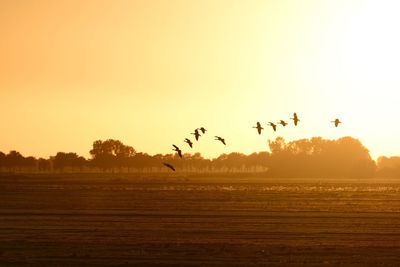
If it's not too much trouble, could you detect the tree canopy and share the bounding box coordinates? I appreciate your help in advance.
[0,136,393,178]
[267,136,376,178]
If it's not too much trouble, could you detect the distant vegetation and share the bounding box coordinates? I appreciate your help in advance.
[0,136,398,178]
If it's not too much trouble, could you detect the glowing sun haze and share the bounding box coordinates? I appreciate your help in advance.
[1,0,400,159]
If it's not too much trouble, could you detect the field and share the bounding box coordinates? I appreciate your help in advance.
[1,174,400,266]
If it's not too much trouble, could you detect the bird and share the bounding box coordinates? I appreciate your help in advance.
[268,122,277,132]
[191,129,201,141]
[172,144,183,158]
[253,122,264,135]
[198,127,207,134]
[163,162,176,171]
[278,120,287,127]
[291,112,300,126]
[184,138,193,148]
[331,118,342,127]
[215,136,226,145]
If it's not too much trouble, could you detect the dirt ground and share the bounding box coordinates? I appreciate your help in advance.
[1,174,400,266]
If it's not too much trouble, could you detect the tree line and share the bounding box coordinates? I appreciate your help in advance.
[0,136,399,178]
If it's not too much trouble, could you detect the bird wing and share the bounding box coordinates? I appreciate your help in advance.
[163,163,175,171]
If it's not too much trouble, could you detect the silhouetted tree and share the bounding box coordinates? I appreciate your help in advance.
[53,152,86,172]
[212,153,248,172]
[0,152,5,171]
[0,136,379,177]
[22,156,37,172]
[376,156,400,177]
[5,151,25,172]
[130,152,154,172]
[245,152,270,172]
[38,158,51,172]
[90,139,136,172]
[267,136,376,178]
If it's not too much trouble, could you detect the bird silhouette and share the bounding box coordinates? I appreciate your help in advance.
[215,136,226,145]
[278,120,287,127]
[268,122,277,132]
[253,122,264,135]
[184,138,193,148]
[198,127,207,134]
[163,162,176,171]
[191,129,201,141]
[172,144,183,158]
[291,112,300,126]
[331,118,342,127]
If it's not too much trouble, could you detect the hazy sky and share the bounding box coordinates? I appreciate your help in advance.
[1,0,400,159]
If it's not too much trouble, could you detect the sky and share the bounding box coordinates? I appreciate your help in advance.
[1,0,400,159]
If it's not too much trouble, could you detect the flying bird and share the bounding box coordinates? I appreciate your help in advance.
[268,122,277,132]
[253,122,264,135]
[184,138,193,148]
[215,136,226,145]
[291,112,300,126]
[172,144,183,158]
[331,118,342,127]
[191,129,201,141]
[278,120,288,127]
[198,127,207,134]
[163,162,176,171]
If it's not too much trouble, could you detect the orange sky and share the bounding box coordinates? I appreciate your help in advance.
[1,0,400,159]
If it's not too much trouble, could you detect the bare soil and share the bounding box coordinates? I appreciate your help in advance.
[1,174,400,266]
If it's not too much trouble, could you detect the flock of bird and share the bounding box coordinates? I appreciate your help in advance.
[252,112,301,135]
[163,113,342,171]
[162,127,226,171]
